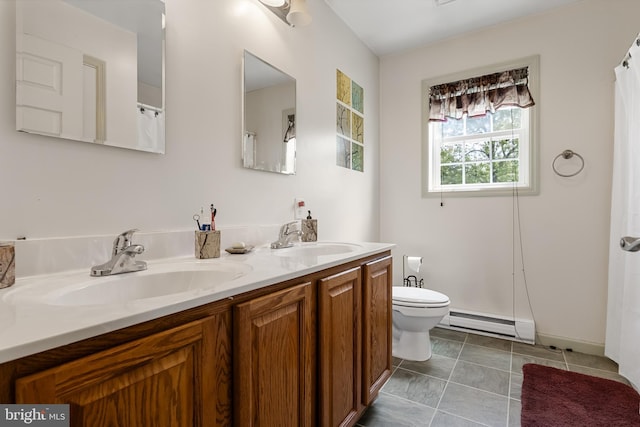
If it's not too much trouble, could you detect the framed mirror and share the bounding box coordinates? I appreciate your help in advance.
[15,0,165,153]
[242,51,296,175]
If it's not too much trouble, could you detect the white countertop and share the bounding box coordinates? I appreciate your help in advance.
[0,241,394,364]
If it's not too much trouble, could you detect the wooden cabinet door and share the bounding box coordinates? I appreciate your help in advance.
[362,256,393,405]
[318,267,362,427]
[15,315,230,427]
[234,282,314,427]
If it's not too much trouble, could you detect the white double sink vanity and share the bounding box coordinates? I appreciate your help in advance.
[0,231,394,427]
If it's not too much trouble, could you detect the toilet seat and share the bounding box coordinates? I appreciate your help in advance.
[392,287,450,308]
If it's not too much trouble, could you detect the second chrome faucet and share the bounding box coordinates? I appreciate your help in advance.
[271,221,302,249]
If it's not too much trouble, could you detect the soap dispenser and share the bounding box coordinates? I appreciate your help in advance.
[301,211,317,242]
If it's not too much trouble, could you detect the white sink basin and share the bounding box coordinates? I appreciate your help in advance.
[5,262,252,307]
[273,243,361,257]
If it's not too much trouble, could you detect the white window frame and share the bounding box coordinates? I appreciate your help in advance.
[422,55,540,197]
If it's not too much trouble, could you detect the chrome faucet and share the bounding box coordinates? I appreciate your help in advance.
[90,229,148,276]
[271,221,302,249]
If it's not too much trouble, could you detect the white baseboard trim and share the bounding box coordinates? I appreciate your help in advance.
[535,332,605,357]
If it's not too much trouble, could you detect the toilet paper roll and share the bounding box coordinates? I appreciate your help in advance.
[405,256,423,274]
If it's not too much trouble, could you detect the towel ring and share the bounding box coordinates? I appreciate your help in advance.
[552,149,584,177]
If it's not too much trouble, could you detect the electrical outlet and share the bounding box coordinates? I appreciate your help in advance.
[294,198,307,219]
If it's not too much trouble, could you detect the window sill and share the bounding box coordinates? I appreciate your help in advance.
[423,185,539,198]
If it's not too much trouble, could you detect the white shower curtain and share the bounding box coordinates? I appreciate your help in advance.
[605,35,640,390]
[137,108,165,152]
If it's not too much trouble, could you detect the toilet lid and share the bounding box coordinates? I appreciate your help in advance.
[393,286,449,305]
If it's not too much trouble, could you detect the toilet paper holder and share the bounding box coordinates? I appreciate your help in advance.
[403,255,424,288]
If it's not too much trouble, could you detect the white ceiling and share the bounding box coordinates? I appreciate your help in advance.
[323,0,584,56]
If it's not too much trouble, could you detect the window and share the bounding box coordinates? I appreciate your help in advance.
[422,56,539,197]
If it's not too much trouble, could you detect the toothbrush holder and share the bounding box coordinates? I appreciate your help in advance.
[195,230,221,259]
[0,242,16,289]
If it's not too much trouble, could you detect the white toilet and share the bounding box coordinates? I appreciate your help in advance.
[392,286,450,361]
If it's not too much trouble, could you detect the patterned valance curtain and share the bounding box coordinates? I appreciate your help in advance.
[428,67,535,122]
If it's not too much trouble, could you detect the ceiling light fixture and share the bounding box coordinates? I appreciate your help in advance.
[287,0,312,27]
[258,0,311,27]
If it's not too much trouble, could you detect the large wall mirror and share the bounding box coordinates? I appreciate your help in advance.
[242,51,296,175]
[15,0,165,153]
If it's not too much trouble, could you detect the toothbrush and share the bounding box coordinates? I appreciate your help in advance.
[210,204,217,231]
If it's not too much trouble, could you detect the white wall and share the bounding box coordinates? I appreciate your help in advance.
[380,0,640,348]
[0,1,380,246]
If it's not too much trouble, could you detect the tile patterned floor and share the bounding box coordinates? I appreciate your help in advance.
[357,327,629,427]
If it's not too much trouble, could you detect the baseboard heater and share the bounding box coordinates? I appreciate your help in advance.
[438,308,535,344]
